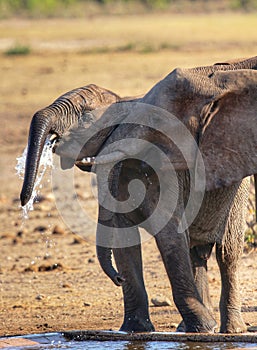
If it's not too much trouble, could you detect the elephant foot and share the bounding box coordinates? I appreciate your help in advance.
[186,319,217,333]
[120,314,155,333]
[175,297,217,333]
[220,314,247,333]
[176,320,186,332]
[176,318,217,333]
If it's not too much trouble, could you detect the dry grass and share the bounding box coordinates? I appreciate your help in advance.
[0,13,256,51]
[1,13,256,118]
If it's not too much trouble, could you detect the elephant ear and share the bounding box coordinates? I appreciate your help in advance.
[198,72,257,191]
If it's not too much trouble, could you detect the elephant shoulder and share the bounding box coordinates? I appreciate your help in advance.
[142,67,193,107]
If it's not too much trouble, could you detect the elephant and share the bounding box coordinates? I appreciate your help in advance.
[20,56,257,333]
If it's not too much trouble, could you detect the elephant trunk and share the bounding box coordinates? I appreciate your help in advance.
[20,111,55,206]
[96,245,125,286]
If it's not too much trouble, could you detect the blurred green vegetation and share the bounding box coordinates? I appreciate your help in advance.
[4,44,31,55]
[1,0,257,18]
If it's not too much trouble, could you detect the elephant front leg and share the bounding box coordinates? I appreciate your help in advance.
[113,238,154,333]
[177,243,215,332]
[155,224,217,333]
[191,244,214,312]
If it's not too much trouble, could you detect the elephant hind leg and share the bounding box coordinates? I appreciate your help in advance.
[216,243,246,333]
[216,180,249,333]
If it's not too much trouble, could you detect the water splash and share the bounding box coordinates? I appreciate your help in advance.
[16,138,54,219]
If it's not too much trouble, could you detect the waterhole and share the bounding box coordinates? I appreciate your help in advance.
[1,332,257,350]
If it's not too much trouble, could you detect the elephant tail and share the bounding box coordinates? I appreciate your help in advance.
[96,245,125,286]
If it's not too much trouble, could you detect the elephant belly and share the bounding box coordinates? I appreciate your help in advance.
[188,179,249,246]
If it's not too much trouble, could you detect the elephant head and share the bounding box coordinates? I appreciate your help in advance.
[20,84,121,207]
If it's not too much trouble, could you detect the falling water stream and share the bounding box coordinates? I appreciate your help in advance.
[15,138,56,291]
[16,138,54,218]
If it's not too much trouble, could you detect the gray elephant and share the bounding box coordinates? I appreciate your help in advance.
[20,56,257,333]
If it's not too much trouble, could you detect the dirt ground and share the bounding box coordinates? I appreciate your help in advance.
[0,18,257,337]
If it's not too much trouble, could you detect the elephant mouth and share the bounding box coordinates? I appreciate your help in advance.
[53,122,121,170]
[49,132,59,146]
[51,131,98,170]
[75,157,96,166]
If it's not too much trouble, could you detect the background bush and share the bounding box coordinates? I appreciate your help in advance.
[1,0,257,17]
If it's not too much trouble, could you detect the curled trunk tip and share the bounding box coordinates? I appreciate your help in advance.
[96,245,125,286]
[111,272,125,287]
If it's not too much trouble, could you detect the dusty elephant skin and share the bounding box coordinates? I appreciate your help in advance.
[20,84,121,207]
[20,56,257,334]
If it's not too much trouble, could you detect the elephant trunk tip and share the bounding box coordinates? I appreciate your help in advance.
[112,274,125,287]
[96,244,125,286]
[20,186,32,207]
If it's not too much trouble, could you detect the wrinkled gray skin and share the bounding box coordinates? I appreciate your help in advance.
[20,84,122,206]
[20,56,257,333]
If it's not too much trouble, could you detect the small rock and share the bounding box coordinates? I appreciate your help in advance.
[71,236,83,244]
[35,294,45,300]
[34,225,48,233]
[38,263,63,272]
[88,258,95,264]
[52,225,65,235]
[24,265,38,273]
[11,264,16,271]
[12,238,18,245]
[151,295,172,307]
[83,302,91,307]
[16,230,24,237]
